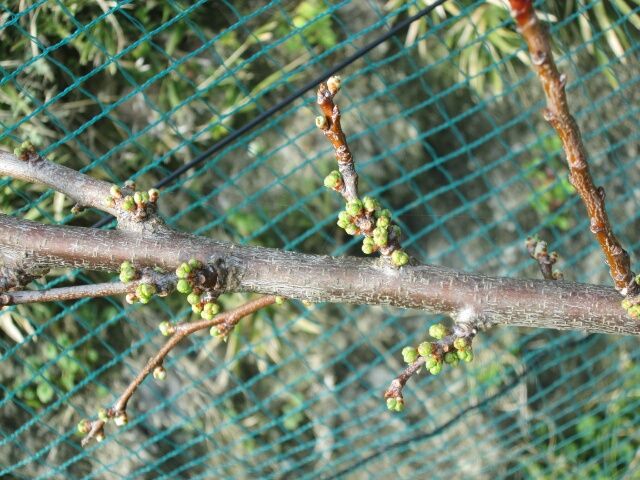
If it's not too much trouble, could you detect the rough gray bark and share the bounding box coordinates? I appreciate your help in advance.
[0,214,634,335]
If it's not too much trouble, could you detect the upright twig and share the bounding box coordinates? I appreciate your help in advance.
[79,295,276,445]
[508,0,638,297]
[316,77,408,266]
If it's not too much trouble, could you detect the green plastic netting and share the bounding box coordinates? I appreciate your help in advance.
[2,0,640,478]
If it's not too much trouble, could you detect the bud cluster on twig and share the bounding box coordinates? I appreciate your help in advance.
[316,76,409,267]
[384,322,477,412]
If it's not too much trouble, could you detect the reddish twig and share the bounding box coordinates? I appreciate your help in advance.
[80,295,276,446]
[509,0,638,296]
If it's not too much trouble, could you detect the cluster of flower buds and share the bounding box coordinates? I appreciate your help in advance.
[387,322,475,412]
[119,261,157,304]
[331,192,408,267]
[175,259,223,321]
[14,140,37,160]
[105,180,159,218]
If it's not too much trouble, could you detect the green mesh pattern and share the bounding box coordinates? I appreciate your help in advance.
[2,0,640,478]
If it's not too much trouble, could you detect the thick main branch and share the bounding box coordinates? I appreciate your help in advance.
[0,214,634,335]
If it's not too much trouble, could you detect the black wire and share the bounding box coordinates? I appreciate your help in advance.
[93,0,448,228]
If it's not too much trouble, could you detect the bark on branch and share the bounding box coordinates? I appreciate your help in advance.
[0,213,635,335]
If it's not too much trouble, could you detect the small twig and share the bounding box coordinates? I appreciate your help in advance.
[509,0,638,296]
[0,272,175,306]
[80,295,276,446]
[525,236,563,281]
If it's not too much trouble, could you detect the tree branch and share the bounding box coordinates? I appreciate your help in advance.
[79,295,276,445]
[508,0,638,296]
[0,213,634,335]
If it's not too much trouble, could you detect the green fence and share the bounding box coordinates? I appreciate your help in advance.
[2,0,640,478]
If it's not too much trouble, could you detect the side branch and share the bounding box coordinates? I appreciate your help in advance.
[80,295,276,445]
[0,272,175,306]
[509,0,638,295]
[0,149,120,217]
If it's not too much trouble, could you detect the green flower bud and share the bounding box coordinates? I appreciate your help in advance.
[153,366,167,381]
[464,351,474,363]
[140,283,156,298]
[622,299,632,310]
[429,363,442,375]
[275,296,285,305]
[386,397,397,411]
[401,346,418,364]
[138,293,151,304]
[453,337,468,350]
[192,303,203,314]
[176,279,192,294]
[323,170,342,189]
[338,210,351,223]
[375,208,391,219]
[77,419,91,434]
[376,216,390,228]
[344,224,358,236]
[119,263,136,283]
[201,302,220,320]
[373,227,388,247]
[391,249,409,267]
[187,292,201,305]
[362,241,375,255]
[346,199,363,216]
[188,258,202,269]
[210,326,222,337]
[122,196,135,212]
[176,262,191,279]
[424,355,438,370]
[393,398,404,412]
[429,323,446,340]
[444,352,458,365]
[114,412,128,427]
[133,191,144,205]
[417,342,432,357]
[105,196,115,208]
[98,408,109,422]
[362,196,379,212]
[110,185,122,198]
[158,321,173,336]
[337,218,349,229]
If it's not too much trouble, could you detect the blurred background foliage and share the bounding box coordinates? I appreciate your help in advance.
[2,0,640,478]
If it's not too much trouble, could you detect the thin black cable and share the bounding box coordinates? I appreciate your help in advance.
[93,0,448,228]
